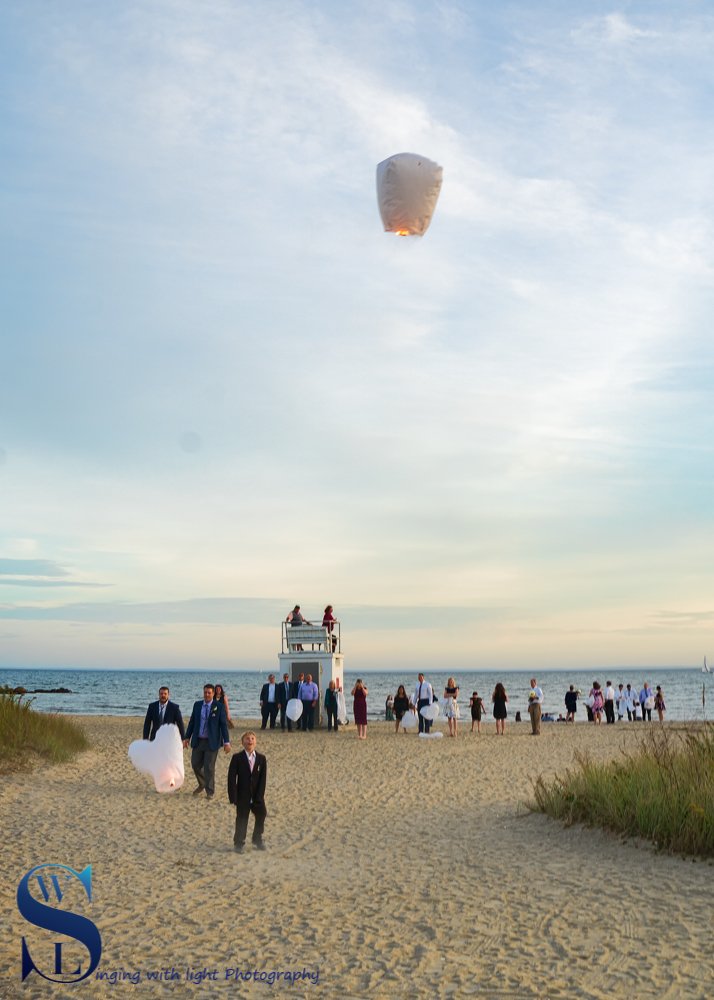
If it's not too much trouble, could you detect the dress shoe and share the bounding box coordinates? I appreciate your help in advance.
[206,794,214,801]
[253,840,266,851]
[192,786,205,796]
[234,844,244,854]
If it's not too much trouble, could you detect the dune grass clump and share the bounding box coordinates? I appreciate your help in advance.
[530,725,714,857]
[0,692,88,773]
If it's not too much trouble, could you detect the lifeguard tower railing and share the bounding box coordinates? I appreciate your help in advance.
[281,620,341,654]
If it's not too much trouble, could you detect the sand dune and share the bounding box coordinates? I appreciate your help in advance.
[1,716,712,998]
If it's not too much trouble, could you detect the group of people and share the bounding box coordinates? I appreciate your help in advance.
[564,681,666,723]
[381,676,544,737]
[143,684,267,853]
[285,604,338,652]
[258,672,320,731]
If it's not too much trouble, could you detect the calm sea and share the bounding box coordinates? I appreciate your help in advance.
[1,667,710,724]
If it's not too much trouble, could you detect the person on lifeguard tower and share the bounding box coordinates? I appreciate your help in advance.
[286,604,311,651]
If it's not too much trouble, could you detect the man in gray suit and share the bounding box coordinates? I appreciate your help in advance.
[183,684,231,800]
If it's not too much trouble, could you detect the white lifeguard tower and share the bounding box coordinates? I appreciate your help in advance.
[278,618,344,728]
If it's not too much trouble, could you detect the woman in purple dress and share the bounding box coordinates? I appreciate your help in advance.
[351,678,369,740]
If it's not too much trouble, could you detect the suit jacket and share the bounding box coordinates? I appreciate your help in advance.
[185,699,230,751]
[259,682,278,706]
[277,680,290,706]
[227,750,267,809]
[143,700,185,741]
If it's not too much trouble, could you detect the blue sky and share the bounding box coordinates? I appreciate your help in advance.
[1,1,713,671]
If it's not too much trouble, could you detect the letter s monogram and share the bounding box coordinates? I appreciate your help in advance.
[17,864,102,983]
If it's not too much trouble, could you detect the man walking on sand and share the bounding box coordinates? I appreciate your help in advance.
[227,731,267,853]
[183,684,231,800]
[143,685,185,741]
[528,678,544,735]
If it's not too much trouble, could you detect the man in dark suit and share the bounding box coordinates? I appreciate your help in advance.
[227,731,267,853]
[143,686,185,741]
[259,673,279,730]
[278,672,291,731]
[183,683,231,800]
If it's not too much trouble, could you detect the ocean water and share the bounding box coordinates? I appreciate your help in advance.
[1,666,710,724]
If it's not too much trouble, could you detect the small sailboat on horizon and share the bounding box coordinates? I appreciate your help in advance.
[703,656,710,674]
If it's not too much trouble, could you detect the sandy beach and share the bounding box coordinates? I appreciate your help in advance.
[1,716,712,999]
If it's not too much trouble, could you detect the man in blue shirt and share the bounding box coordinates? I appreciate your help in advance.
[184,684,231,799]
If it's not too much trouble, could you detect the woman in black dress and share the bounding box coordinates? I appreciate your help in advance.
[492,682,508,735]
[392,684,411,733]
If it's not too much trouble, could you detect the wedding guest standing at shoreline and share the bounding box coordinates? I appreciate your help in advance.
[259,673,279,730]
[654,686,666,722]
[392,685,410,733]
[413,673,434,734]
[469,691,485,733]
[616,683,626,721]
[528,677,543,736]
[278,673,291,731]
[300,673,319,731]
[352,678,368,740]
[624,683,636,721]
[604,681,616,725]
[640,681,654,722]
[589,682,604,724]
[564,686,578,723]
[324,680,339,733]
[492,683,508,735]
[443,677,460,737]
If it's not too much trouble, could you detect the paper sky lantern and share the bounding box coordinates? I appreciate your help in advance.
[376,152,443,236]
[401,709,418,729]
[128,724,184,793]
[420,701,441,721]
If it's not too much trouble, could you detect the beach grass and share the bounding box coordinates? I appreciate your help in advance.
[0,690,88,773]
[530,724,714,856]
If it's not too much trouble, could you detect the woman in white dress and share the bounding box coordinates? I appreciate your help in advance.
[443,677,460,737]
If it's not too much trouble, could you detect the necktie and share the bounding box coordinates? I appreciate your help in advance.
[159,704,165,723]
[248,753,255,772]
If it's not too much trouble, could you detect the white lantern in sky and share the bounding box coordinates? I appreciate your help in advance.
[376,152,443,236]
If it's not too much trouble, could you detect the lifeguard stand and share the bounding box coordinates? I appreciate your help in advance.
[278,619,344,728]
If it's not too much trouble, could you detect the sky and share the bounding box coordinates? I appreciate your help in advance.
[1,0,713,673]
